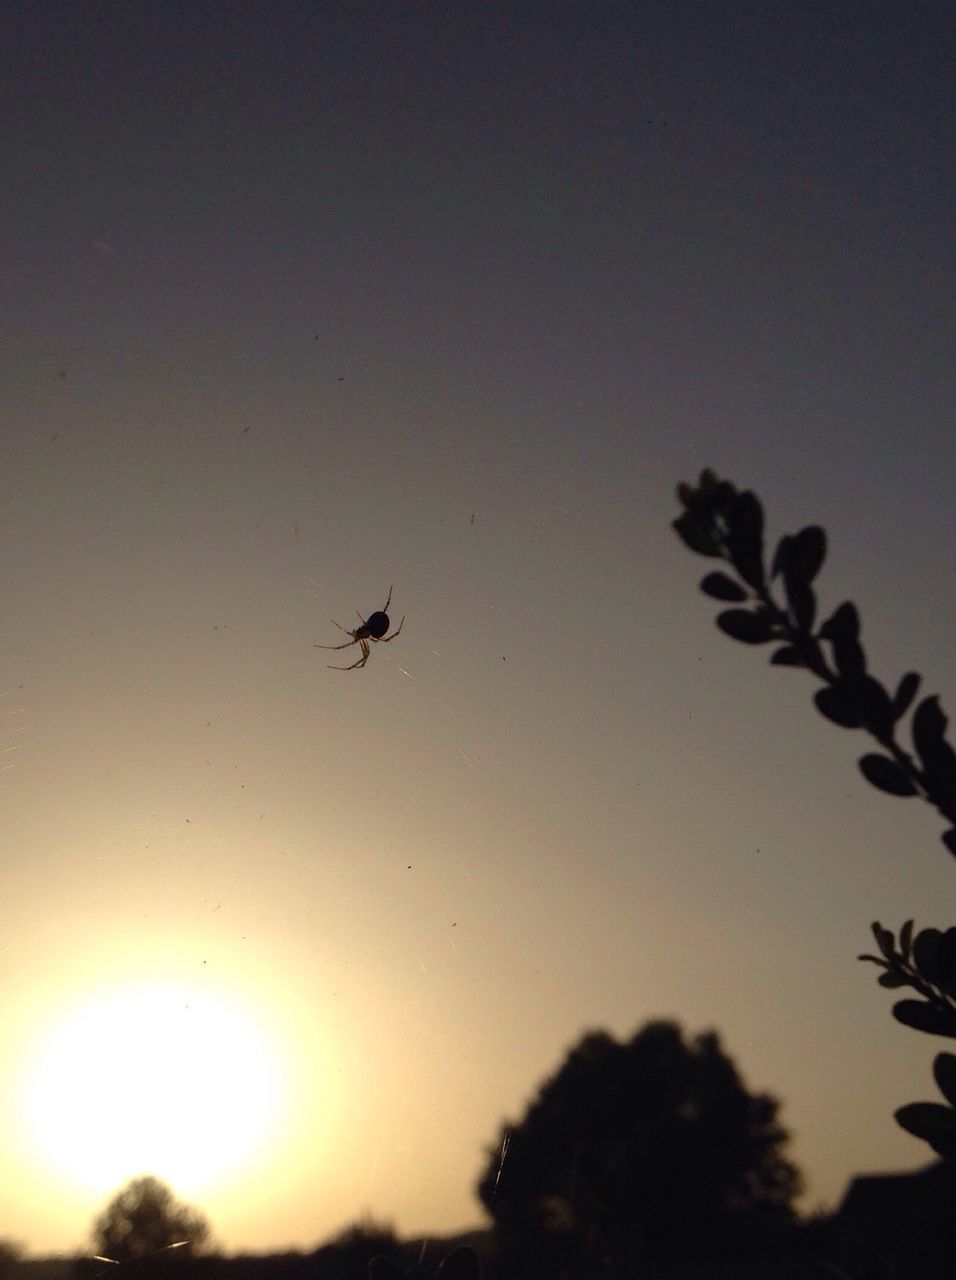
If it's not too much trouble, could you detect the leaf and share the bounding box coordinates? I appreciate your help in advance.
[814,683,862,729]
[872,922,895,958]
[911,697,956,793]
[858,953,889,967]
[892,999,956,1037]
[697,468,720,492]
[894,1102,956,1157]
[725,492,766,589]
[831,635,867,681]
[913,696,947,756]
[673,511,721,558]
[770,645,802,666]
[700,572,748,602]
[933,1053,956,1107]
[878,971,910,988]
[913,929,944,984]
[784,575,816,632]
[786,526,827,584]
[819,602,866,679]
[858,753,919,797]
[900,919,914,962]
[770,535,793,580]
[711,481,737,512]
[716,610,775,644]
[891,672,921,722]
[676,482,696,507]
[819,601,860,643]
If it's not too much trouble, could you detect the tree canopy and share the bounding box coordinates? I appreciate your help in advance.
[476,1020,800,1272]
[92,1176,210,1264]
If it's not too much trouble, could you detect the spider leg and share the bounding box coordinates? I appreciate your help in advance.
[378,616,405,642]
[382,585,393,613]
[315,634,358,650]
[328,638,370,670]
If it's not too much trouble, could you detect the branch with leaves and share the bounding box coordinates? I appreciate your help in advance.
[673,469,956,1158]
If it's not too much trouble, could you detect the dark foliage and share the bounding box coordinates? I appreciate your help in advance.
[91,1177,210,1265]
[476,1021,800,1275]
[367,1246,480,1280]
[673,469,956,842]
[674,470,956,1159]
[312,1220,402,1280]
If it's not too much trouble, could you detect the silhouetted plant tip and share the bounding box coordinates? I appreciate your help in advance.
[673,469,956,846]
[674,470,956,1161]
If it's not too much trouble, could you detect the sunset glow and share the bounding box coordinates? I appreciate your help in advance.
[23,985,283,1197]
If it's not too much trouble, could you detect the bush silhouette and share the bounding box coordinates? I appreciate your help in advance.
[476,1020,800,1274]
[92,1176,210,1264]
[673,469,956,1159]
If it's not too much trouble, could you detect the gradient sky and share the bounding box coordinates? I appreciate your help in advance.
[3,0,956,1258]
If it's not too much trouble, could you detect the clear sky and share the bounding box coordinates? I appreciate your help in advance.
[3,0,956,1258]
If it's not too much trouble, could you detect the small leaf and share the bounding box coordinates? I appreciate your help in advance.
[911,697,956,792]
[676,482,696,507]
[913,696,948,757]
[878,971,910,988]
[716,609,775,644]
[872,922,895,958]
[786,526,827,584]
[819,601,860,643]
[831,635,867,680]
[891,672,921,722]
[892,999,956,1037]
[725,492,766,589]
[858,953,889,967]
[673,511,721,557]
[770,535,793,580]
[815,683,862,729]
[900,919,914,962]
[784,575,816,631]
[933,1053,956,1107]
[700,572,748,602]
[895,1102,956,1157]
[858,753,919,797]
[698,468,720,492]
[770,645,802,666]
[711,481,737,512]
[913,929,944,984]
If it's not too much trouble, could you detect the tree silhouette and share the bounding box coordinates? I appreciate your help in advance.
[92,1176,210,1264]
[476,1021,800,1274]
[672,469,956,1159]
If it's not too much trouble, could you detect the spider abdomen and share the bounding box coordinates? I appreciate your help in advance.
[366,610,390,639]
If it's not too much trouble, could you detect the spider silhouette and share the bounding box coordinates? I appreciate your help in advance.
[315,586,405,670]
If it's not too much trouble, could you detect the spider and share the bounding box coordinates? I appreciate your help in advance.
[315,586,405,670]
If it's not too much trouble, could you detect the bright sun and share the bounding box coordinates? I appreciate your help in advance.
[24,984,283,1196]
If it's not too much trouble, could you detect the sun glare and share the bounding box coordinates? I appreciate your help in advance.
[23,984,283,1196]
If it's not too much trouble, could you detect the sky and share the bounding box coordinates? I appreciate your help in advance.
[3,0,956,1258]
